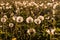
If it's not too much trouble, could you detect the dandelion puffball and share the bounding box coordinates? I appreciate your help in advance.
[1,17,7,23]
[26,16,33,23]
[37,16,44,21]
[16,16,23,23]
[27,28,36,35]
[9,23,14,27]
[34,18,41,24]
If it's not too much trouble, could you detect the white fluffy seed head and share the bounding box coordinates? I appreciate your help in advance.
[27,28,36,35]
[9,23,14,27]
[47,3,53,7]
[26,16,33,23]
[1,17,7,23]
[6,6,9,9]
[37,16,44,21]
[16,16,23,23]
[34,18,41,24]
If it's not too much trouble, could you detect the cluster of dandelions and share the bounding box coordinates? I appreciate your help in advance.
[1,15,44,24]
[0,2,12,10]
[11,28,56,38]
[26,15,44,24]
[0,1,57,36]
[0,1,60,10]
[0,15,56,35]
[27,26,56,35]
[14,1,60,9]
[0,12,55,35]
[0,15,44,35]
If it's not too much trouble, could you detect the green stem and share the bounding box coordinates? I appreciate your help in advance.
[30,35,31,40]
[50,34,52,40]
